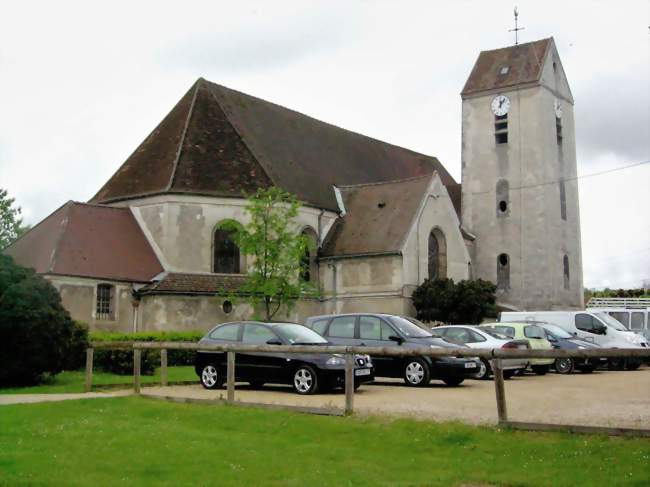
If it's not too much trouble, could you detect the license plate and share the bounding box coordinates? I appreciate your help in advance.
[464,362,477,368]
[355,368,371,376]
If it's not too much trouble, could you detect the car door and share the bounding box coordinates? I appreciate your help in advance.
[574,313,606,346]
[357,315,400,377]
[239,324,286,383]
[325,315,358,345]
[204,323,243,378]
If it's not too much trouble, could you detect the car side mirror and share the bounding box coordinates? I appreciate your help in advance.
[388,335,404,345]
[266,339,282,345]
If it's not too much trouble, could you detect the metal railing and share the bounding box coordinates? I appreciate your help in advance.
[85,342,650,434]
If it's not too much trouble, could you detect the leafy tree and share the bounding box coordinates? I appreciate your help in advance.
[0,255,88,386]
[0,188,25,250]
[227,187,315,321]
[412,278,496,325]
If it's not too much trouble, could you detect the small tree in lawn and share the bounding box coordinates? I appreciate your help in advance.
[230,187,314,321]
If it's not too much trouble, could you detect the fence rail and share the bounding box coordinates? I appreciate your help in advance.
[84,341,650,432]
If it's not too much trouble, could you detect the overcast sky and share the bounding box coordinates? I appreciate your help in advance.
[1,0,648,289]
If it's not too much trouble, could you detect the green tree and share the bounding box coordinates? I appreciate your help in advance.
[0,188,25,250]
[228,187,315,321]
[412,278,497,325]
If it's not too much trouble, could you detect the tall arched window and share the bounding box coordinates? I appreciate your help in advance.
[497,253,510,290]
[563,255,570,290]
[428,228,447,280]
[496,179,509,217]
[300,227,318,283]
[213,224,240,274]
[559,180,567,221]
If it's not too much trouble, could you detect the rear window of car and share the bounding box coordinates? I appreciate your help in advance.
[328,316,356,338]
[209,324,240,341]
[487,325,515,338]
[311,319,329,336]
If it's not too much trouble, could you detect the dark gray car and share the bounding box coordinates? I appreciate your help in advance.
[304,313,480,386]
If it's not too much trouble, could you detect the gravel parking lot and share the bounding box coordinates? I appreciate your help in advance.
[143,366,650,429]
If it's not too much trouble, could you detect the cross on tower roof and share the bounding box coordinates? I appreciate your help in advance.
[508,6,525,45]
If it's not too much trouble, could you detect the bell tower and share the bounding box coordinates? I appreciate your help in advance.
[460,38,583,310]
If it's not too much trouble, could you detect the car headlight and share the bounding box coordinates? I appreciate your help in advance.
[326,356,346,366]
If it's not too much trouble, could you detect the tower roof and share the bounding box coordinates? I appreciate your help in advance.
[91,79,456,211]
[461,38,553,97]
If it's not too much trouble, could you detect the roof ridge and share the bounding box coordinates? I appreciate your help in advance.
[202,79,445,168]
[337,172,434,189]
[166,78,202,191]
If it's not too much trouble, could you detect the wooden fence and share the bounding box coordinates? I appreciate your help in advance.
[85,342,650,435]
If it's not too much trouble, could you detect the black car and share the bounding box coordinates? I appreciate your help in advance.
[195,321,374,394]
[538,322,606,374]
[304,313,480,387]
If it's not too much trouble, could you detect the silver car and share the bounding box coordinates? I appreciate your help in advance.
[431,325,530,379]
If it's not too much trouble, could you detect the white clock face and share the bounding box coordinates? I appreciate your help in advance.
[491,95,510,116]
[554,98,563,118]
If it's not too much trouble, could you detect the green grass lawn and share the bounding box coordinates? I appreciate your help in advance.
[0,366,197,394]
[0,397,648,486]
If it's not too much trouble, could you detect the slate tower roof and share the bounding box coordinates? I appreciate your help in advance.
[91,78,457,211]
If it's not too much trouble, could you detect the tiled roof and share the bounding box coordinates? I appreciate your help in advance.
[461,38,552,96]
[4,202,163,282]
[91,78,457,211]
[138,272,247,295]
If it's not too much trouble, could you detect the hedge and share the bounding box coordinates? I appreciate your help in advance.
[88,331,204,376]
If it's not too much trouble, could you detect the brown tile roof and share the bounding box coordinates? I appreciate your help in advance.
[138,272,247,295]
[91,79,457,211]
[4,202,163,282]
[321,174,433,258]
[461,38,552,97]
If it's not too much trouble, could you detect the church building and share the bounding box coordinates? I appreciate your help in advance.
[5,38,584,332]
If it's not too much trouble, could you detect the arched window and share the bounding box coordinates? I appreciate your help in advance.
[300,227,318,283]
[563,255,570,290]
[428,228,447,280]
[213,223,240,274]
[496,179,509,217]
[497,253,510,290]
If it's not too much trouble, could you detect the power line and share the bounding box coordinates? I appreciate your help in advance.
[463,159,649,196]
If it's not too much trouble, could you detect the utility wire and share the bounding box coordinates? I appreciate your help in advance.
[463,159,649,196]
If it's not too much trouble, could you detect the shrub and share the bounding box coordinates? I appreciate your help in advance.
[89,330,204,375]
[0,255,83,386]
[412,278,497,325]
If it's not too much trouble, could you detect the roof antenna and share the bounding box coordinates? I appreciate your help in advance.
[508,6,525,45]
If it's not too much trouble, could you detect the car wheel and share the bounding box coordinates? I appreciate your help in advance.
[200,364,222,390]
[293,365,319,395]
[474,359,492,380]
[442,377,464,387]
[249,381,265,389]
[554,358,574,374]
[403,359,430,387]
[531,365,549,376]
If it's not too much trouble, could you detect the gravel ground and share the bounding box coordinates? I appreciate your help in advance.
[142,366,650,429]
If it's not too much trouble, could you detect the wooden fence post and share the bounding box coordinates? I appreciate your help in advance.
[133,349,141,394]
[84,348,94,393]
[226,351,235,403]
[344,353,354,415]
[160,349,168,386]
[493,358,508,423]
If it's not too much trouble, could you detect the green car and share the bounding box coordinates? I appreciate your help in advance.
[480,322,555,375]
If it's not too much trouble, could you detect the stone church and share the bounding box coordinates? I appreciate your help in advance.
[5,38,584,332]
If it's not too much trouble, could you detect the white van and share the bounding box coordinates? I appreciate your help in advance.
[500,310,649,350]
[588,308,650,341]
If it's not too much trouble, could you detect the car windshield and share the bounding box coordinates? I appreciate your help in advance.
[390,316,432,338]
[542,324,573,339]
[485,325,515,338]
[274,324,328,344]
[594,312,627,331]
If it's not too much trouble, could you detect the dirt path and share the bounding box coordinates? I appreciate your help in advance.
[0,390,132,405]
[143,367,650,428]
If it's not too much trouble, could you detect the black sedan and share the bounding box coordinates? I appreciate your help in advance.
[304,313,480,387]
[539,322,605,374]
[195,321,374,394]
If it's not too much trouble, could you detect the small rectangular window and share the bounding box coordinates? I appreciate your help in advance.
[495,114,508,145]
[96,284,114,320]
[556,117,563,144]
[630,312,644,330]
